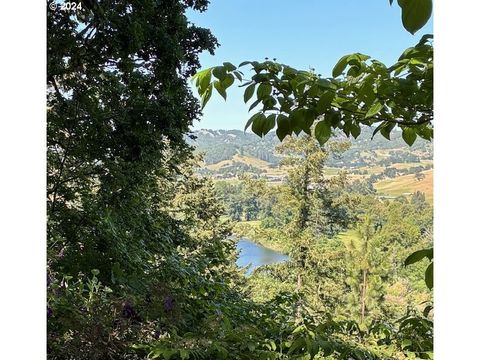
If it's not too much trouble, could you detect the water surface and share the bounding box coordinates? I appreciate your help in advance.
[236,239,289,274]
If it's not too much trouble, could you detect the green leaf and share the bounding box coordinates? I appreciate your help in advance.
[91,269,100,276]
[423,305,433,317]
[307,84,321,97]
[262,95,277,110]
[365,102,383,119]
[315,121,332,145]
[269,340,277,351]
[245,112,261,131]
[162,349,177,360]
[371,122,385,139]
[324,111,341,128]
[198,69,212,92]
[318,339,334,356]
[302,108,316,132]
[233,71,243,81]
[317,78,335,90]
[248,98,262,112]
[264,114,276,135]
[417,125,433,141]
[192,68,211,91]
[418,33,433,45]
[401,339,412,349]
[398,0,433,35]
[212,66,227,82]
[276,114,290,141]
[290,109,306,134]
[316,91,335,114]
[223,62,237,71]
[350,123,361,138]
[244,83,256,103]
[354,53,371,61]
[402,127,417,146]
[405,248,433,266]
[257,83,272,99]
[200,84,213,109]
[214,80,227,100]
[425,262,433,289]
[287,337,305,355]
[332,55,349,77]
[380,122,396,140]
[221,73,235,90]
[215,345,228,360]
[251,113,267,137]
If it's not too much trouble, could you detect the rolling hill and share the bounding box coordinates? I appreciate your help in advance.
[187,127,433,201]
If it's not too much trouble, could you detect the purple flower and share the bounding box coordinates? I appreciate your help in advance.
[122,301,141,321]
[47,307,53,317]
[163,296,174,312]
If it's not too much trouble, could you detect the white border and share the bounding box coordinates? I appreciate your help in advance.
[435,0,480,358]
[0,0,46,358]
[1,1,479,358]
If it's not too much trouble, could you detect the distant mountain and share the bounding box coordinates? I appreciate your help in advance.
[186,127,433,169]
[187,129,281,165]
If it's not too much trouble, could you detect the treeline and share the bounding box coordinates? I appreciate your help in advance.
[198,161,266,178]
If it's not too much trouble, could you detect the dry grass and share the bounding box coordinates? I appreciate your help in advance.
[232,154,271,168]
[374,169,433,203]
[206,159,233,170]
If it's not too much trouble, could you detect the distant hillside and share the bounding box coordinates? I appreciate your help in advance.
[187,129,281,165]
[186,127,433,169]
[186,127,433,202]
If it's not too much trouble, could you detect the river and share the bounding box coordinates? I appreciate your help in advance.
[236,239,289,275]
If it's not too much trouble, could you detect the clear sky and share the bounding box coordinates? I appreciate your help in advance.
[187,0,433,130]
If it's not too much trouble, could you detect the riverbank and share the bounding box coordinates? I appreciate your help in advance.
[232,220,290,254]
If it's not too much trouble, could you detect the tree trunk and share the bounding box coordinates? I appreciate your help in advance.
[360,269,368,323]
[297,272,302,290]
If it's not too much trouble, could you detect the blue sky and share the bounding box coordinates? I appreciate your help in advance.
[187,0,433,130]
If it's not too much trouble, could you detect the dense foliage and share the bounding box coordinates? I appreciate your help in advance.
[47,1,433,359]
[223,137,433,358]
[47,1,240,358]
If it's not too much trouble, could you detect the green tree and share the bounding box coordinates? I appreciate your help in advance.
[345,214,387,324]
[46,1,245,358]
[48,0,218,283]
[272,136,353,301]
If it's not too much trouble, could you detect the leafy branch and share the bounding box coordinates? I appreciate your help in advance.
[192,35,433,146]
